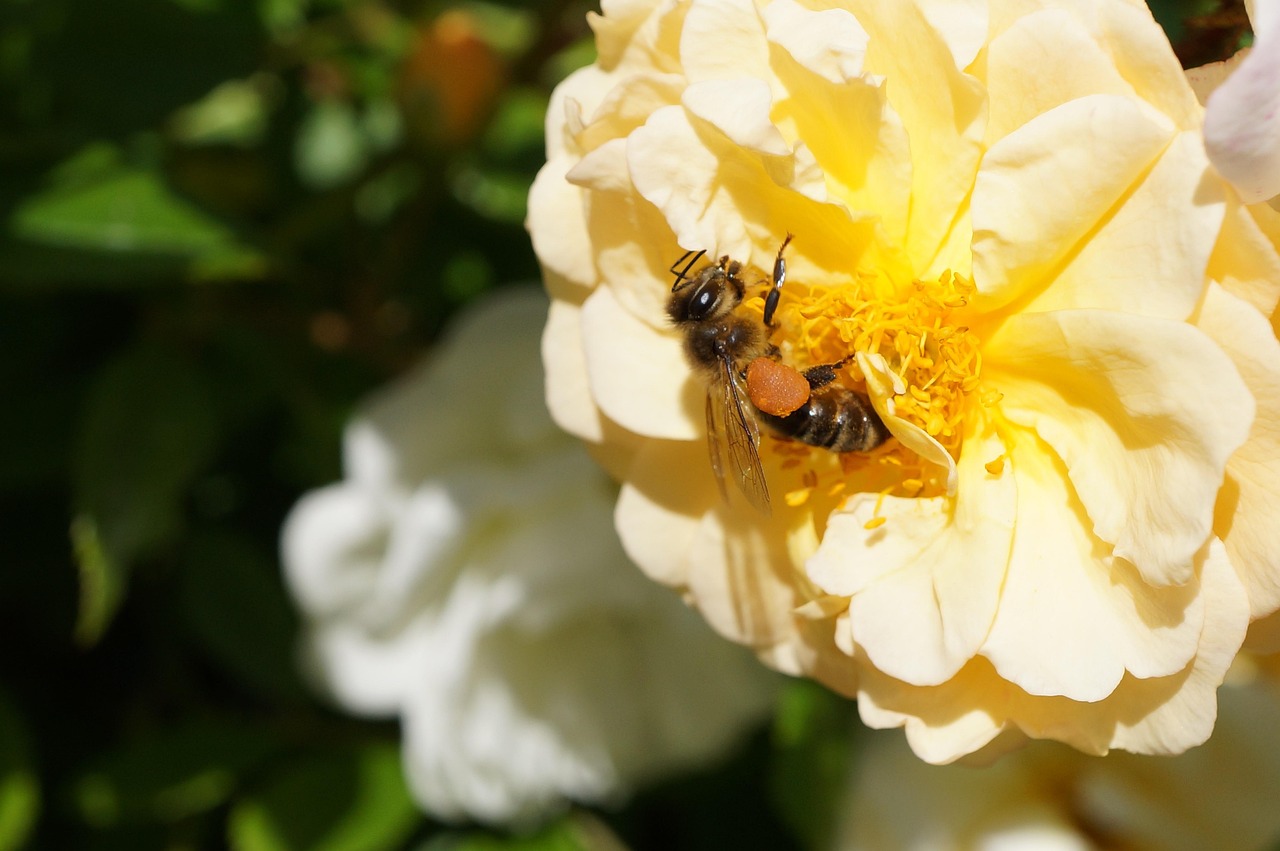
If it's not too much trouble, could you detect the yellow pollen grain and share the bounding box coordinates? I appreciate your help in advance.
[768,268,983,500]
[785,487,813,508]
[985,454,1006,476]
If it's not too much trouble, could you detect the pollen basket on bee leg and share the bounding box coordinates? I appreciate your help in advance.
[746,357,810,416]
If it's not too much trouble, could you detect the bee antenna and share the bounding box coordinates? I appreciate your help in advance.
[670,248,706,291]
[764,233,793,326]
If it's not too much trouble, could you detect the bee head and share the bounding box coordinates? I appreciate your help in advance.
[666,255,745,325]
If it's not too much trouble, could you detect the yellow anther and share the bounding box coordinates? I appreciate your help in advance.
[773,269,982,501]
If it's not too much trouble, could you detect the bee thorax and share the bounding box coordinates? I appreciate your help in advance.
[683,319,761,371]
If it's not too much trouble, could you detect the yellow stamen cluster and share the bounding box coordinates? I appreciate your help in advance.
[747,268,982,504]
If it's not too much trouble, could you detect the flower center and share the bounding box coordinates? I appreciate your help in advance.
[744,269,982,503]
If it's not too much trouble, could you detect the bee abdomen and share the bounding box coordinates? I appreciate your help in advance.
[761,388,890,453]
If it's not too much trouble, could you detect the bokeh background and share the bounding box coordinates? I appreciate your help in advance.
[0,0,1254,848]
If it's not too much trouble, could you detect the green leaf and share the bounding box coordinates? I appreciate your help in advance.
[448,162,529,224]
[72,345,222,644]
[169,77,274,148]
[0,692,39,851]
[1145,0,1219,46]
[295,101,369,190]
[228,744,420,851]
[70,514,126,649]
[769,679,857,851]
[10,143,260,277]
[177,531,307,703]
[72,718,277,828]
[479,88,547,163]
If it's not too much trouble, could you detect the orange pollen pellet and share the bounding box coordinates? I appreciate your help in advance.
[746,357,811,416]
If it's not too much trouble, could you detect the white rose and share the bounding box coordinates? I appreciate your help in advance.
[1199,0,1280,204]
[282,288,778,826]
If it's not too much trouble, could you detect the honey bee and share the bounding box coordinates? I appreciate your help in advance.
[667,236,890,513]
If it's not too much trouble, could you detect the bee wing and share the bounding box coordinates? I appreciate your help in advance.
[713,357,771,515]
[704,389,730,504]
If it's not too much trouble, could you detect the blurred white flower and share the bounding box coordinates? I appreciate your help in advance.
[1200,0,1280,204]
[281,288,778,826]
[836,674,1280,851]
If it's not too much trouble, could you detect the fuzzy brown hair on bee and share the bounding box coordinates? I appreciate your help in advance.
[666,237,890,514]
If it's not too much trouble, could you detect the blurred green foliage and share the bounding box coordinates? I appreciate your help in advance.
[0,0,1245,847]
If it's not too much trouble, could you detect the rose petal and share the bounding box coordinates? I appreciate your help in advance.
[986,309,1253,587]
[973,94,1176,312]
[308,619,434,716]
[567,137,683,330]
[810,416,1013,686]
[766,30,912,251]
[580,72,686,153]
[529,159,597,294]
[615,438,717,587]
[683,78,791,157]
[282,485,392,617]
[543,298,607,444]
[858,351,957,495]
[627,103,878,282]
[580,284,702,440]
[1186,53,1246,107]
[1198,284,1280,620]
[1019,131,1224,321]
[916,0,988,71]
[1204,16,1280,203]
[543,65,616,158]
[852,0,985,278]
[981,432,1205,702]
[1106,539,1248,754]
[678,0,768,84]
[837,731,1092,851]
[855,656,1007,765]
[589,0,686,74]
[762,0,869,84]
[345,289,552,486]
[859,540,1243,763]
[984,9,1138,145]
[1095,0,1203,131]
[685,505,805,651]
[1207,198,1280,317]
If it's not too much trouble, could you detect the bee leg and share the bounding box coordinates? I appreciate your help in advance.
[802,354,856,390]
[763,233,794,327]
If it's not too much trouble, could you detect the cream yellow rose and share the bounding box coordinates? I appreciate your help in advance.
[529,0,1280,762]
[837,675,1280,850]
